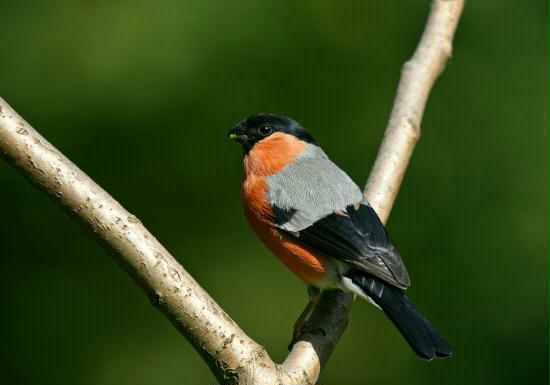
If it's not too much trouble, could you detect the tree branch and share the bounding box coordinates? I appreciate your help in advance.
[364,0,464,221]
[0,0,463,384]
[0,98,281,384]
[282,0,464,382]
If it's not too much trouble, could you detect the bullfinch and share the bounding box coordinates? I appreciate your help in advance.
[228,113,452,360]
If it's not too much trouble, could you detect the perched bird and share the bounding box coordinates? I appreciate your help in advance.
[228,113,452,360]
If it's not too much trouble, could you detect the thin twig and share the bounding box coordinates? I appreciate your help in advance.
[0,0,463,383]
[282,0,464,382]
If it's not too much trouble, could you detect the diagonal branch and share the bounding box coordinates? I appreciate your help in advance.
[0,0,463,384]
[0,98,278,384]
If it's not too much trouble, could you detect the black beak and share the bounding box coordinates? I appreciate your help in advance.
[227,128,249,146]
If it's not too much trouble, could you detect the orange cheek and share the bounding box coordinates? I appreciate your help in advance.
[243,132,305,177]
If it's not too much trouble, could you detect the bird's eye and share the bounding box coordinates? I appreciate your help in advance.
[258,125,272,136]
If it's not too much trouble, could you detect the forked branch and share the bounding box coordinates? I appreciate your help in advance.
[0,1,463,384]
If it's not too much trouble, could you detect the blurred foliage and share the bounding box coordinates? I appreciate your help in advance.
[0,1,547,384]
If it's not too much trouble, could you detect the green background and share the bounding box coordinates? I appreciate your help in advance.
[0,1,547,384]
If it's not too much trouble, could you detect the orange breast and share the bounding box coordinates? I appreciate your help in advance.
[241,133,330,284]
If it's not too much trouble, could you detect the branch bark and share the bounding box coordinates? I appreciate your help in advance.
[0,1,463,384]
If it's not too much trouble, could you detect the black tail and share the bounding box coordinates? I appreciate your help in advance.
[349,272,452,360]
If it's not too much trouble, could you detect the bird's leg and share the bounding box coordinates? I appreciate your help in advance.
[292,297,318,338]
[288,287,321,349]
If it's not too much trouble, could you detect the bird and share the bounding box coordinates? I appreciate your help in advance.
[228,113,452,360]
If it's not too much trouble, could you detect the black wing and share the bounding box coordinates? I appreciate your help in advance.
[277,203,411,289]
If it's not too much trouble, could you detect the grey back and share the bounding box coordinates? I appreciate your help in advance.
[266,144,363,232]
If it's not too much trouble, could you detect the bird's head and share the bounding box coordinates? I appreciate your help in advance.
[228,113,316,153]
